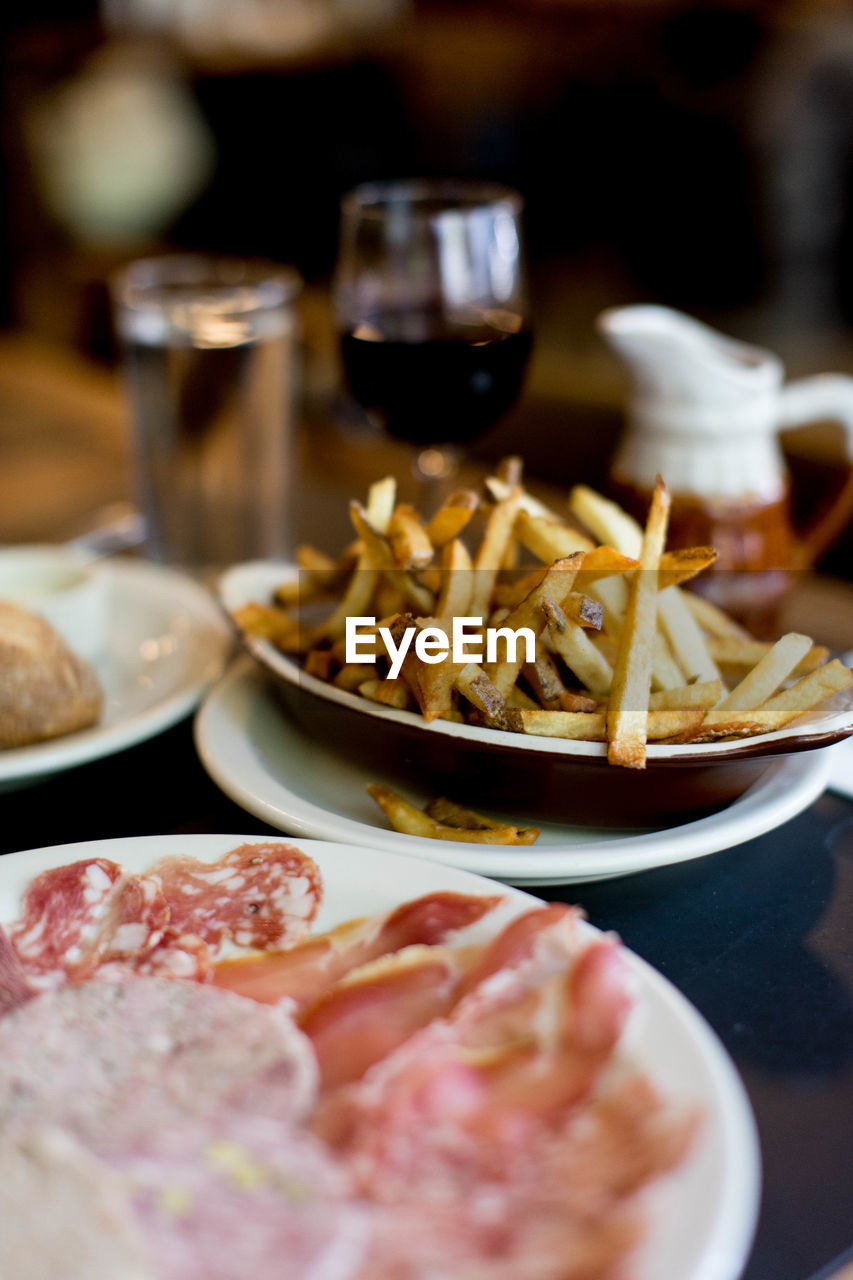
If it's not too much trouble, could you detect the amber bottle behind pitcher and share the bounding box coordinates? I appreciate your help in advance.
[599,306,853,637]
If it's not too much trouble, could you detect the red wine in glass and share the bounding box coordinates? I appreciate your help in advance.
[340,308,532,447]
[335,181,532,481]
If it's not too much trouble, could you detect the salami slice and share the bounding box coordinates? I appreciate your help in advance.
[149,842,323,953]
[9,860,170,987]
[9,858,124,985]
[0,977,318,1149]
[94,931,213,985]
[93,874,169,969]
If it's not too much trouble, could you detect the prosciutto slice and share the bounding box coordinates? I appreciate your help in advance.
[213,890,502,1007]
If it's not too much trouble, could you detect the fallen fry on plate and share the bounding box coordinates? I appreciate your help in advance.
[231,460,853,769]
[367,784,540,844]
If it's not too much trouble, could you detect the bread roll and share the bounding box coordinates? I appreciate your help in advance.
[0,600,103,748]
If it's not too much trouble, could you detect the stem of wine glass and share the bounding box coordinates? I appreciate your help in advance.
[412,445,462,511]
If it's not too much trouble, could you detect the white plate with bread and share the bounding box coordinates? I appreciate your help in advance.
[0,556,229,790]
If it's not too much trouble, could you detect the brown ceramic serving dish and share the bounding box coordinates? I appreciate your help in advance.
[219,563,853,828]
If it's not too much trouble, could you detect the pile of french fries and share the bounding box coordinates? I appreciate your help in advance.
[233,459,853,774]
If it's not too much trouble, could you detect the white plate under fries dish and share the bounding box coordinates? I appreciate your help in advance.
[0,559,230,791]
[195,660,831,885]
[0,833,761,1280]
[219,562,853,827]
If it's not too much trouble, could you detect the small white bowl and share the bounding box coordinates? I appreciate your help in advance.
[0,545,109,662]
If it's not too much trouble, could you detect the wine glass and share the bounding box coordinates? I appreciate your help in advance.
[333,180,532,490]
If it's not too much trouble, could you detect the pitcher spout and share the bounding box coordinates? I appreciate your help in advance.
[598,305,782,425]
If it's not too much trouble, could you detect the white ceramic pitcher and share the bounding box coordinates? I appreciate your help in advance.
[598,305,853,572]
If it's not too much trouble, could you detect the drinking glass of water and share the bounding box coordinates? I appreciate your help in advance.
[334,180,532,487]
[112,255,301,571]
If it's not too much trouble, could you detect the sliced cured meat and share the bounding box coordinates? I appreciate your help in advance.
[149,842,323,953]
[0,922,34,1017]
[312,936,693,1280]
[453,903,579,1004]
[95,930,213,985]
[131,929,212,981]
[0,1126,153,1280]
[91,874,169,970]
[9,860,170,987]
[300,945,474,1091]
[213,890,502,1007]
[0,977,318,1151]
[314,935,636,1161]
[9,857,124,985]
[114,1113,369,1280]
[354,1077,694,1280]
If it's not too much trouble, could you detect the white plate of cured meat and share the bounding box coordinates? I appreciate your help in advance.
[0,833,759,1280]
[0,559,230,791]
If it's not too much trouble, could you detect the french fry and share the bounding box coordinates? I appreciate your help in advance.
[562,592,604,629]
[514,510,595,562]
[707,633,813,718]
[657,586,722,685]
[295,545,338,575]
[589,575,684,692]
[424,795,528,832]
[506,685,540,710]
[469,489,524,622]
[707,637,829,674]
[388,505,433,570]
[558,691,600,712]
[359,678,413,710]
[425,489,480,547]
[399,620,465,723]
[232,602,303,652]
[317,565,378,642]
[607,478,671,768]
[657,546,717,590]
[685,659,853,740]
[272,546,359,614]
[365,475,397,534]
[684,591,752,640]
[304,648,335,681]
[455,663,507,723]
[576,546,640,583]
[349,500,435,613]
[333,663,375,691]
[485,475,553,517]
[544,597,614,696]
[569,486,719,689]
[648,680,723,711]
[524,651,570,707]
[516,706,704,741]
[569,484,643,557]
[367,784,540,844]
[485,554,584,696]
[314,477,396,640]
[435,538,473,622]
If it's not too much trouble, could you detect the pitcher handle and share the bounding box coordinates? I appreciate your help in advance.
[778,375,853,569]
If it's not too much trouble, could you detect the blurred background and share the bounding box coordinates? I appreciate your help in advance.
[3,0,853,573]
